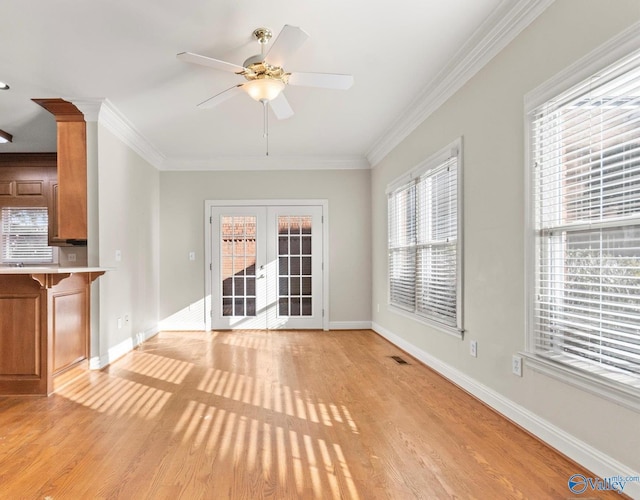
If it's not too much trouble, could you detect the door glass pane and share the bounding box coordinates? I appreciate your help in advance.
[302,236,311,255]
[290,236,300,255]
[301,277,312,295]
[290,257,301,275]
[279,297,289,316]
[290,277,300,295]
[301,297,312,315]
[221,216,257,317]
[278,216,313,317]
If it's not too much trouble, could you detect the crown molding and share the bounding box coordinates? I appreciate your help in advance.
[160,154,370,171]
[366,0,555,167]
[90,99,368,171]
[97,99,166,169]
[69,99,103,122]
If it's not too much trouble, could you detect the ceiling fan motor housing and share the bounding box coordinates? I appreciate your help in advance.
[241,60,289,85]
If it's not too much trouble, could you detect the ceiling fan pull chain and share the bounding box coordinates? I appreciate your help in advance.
[262,100,269,156]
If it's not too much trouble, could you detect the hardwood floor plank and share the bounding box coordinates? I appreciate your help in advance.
[0,329,625,499]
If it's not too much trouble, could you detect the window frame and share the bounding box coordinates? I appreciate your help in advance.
[524,24,640,412]
[387,138,464,338]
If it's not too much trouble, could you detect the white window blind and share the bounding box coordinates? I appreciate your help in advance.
[531,48,640,387]
[1,207,53,263]
[388,142,462,333]
[416,158,458,324]
[388,183,416,310]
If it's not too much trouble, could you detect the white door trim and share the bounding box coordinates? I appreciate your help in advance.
[204,199,329,331]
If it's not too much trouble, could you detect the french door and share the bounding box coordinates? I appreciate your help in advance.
[210,204,324,329]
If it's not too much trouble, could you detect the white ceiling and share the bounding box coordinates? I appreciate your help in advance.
[0,0,548,170]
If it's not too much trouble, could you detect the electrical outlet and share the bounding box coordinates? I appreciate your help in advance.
[470,340,477,358]
[512,355,523,376]
[67,253,76,262]
[115,250,122,262]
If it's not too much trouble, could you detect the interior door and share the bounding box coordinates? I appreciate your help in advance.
[211,204,323,330]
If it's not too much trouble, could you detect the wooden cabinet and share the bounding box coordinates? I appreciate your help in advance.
[0,271,103,396]
[33,98,87,242]
[0,153,70,245]
[0,153,57,208]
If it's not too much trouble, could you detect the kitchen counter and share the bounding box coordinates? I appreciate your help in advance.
[0,268,107,395]
[0,265,107,274]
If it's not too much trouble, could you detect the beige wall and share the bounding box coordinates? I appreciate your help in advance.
[95,125,160,362]
[371,0,640,473]
[159,168,371,328]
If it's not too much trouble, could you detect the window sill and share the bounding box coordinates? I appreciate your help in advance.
[521,352,640,413]
[389,304,463,339]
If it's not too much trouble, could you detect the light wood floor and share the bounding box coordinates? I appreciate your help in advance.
[0,329,621,499]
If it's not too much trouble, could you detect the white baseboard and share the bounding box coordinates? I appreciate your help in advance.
[89,325,160,370]
[328,321,372,330]
[371,322,640,499]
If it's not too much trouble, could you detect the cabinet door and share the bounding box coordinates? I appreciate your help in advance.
[56,121,87,240]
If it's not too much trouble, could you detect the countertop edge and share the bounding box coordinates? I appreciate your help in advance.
[0,266,110,275]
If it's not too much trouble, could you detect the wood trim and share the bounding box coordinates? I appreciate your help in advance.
[32,98,85,122]
[88,271,106,283]
[0,153,57,167]
[30,273,71,289]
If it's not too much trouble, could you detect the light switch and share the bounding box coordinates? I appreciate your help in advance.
[189,251,196,261]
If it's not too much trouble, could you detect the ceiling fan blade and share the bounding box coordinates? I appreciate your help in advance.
[287,72,354,90]
[177,52,245,74]
[264,25,309,67]
[269,93,294,120]
[197,85,244,109]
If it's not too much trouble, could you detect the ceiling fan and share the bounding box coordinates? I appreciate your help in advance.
[177,25,354,120]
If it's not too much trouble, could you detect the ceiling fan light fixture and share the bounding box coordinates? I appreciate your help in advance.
[243,78,285,102]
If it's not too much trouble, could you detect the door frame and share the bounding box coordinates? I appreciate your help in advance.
[204,199,329,331]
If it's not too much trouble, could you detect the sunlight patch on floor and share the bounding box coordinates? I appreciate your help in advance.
[121,351,193,384]
[169,398,360,499]
[57,373,172,419]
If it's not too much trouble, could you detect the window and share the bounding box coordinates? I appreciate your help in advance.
[528,47,640,393]
[0,207,53,264]
[387,139,463,335]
